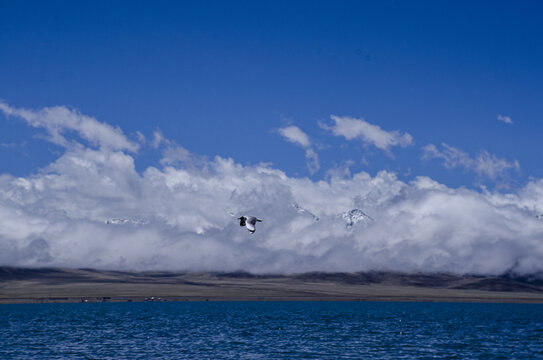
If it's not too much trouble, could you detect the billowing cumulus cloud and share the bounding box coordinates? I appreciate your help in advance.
[422,143,520,181]
[277,125,320,175]
[1,103,543,276]
[320,115,414,155]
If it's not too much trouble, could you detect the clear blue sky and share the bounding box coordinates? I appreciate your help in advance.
[1,0,542,188]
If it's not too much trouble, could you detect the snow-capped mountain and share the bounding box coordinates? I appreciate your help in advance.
[341,209,374,229]
[291,203,320,221]
[105,218,149,226]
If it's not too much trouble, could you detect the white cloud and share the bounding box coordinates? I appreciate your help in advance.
[422,143,520,181]
[151,129,168,149]
[304,149,320,175]
[278,125,311,148]
[135,131,146,144]
[277,125,320,175]
[497,115,514,124]
[0,101,138,152]
[1,103,543,276]
[422,143,471,170]
[160,145,192,165]
[0,142,17,149]
[320,115,414,154]
[475,151,520,180]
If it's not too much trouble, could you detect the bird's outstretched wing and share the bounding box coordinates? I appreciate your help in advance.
[241,216,263,233]
[246,222,256,233]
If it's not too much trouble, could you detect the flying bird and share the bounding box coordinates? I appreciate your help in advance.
[238,216,263,234]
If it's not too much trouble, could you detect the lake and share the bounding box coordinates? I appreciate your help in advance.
[1,301,542,359]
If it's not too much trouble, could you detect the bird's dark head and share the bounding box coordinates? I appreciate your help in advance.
[238,216,246,226]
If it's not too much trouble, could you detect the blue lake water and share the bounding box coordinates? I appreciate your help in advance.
[1,301,542,359]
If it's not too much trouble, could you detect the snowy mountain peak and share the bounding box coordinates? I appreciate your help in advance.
[291,203,320,221]
[105,218,148,226]
[342,209,373,229]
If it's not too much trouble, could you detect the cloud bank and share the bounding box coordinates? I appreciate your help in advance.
[1,103,543,275]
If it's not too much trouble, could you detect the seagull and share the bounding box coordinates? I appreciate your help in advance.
[238,216,263,234]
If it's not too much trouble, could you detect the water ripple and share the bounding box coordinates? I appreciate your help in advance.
[1,302,542,359]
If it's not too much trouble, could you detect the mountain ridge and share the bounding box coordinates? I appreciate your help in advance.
[2,266,543,304]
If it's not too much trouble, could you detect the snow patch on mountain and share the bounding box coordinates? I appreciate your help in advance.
[105,218,149,226]
[291,203,320,221]
[341,209,374,229]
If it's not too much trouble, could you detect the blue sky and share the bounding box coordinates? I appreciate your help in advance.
[2,1,542,187]
[1,2,543,273]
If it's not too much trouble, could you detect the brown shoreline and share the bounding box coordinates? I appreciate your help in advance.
[1,267,543,304]
[3,296,543,305]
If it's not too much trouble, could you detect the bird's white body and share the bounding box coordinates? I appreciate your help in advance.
[238,216,262,233]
